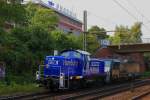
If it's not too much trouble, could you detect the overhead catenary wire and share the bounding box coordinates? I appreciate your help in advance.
[126,0,150,24]
[87,11,117,26]
[112,0,138,21]
[112,0,150,32]
[125,0,150,31]
[68,2,118,27]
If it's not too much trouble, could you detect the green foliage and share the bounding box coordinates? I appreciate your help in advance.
[26,3,58,31]
[86,26,108,54]
[141,71,150,78]
[51,30,82,51]
[0,83,43,96]
[25,2,39,25]
[31,8,58,29]
[86,33,99,54]
[0,2,82,85]
[110,22,142,44]
[130,22,142,43]
[77,33,99,54]
[111,25,130,44]
[88,25,108,40]
[0,0,26,27]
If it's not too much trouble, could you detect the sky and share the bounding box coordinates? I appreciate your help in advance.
[49,0,150,38]
[40,0,150,38]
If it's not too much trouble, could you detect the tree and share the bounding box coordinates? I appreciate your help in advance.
[7,0,23,4]
[111,25,130,44]
[26,3,59,31]
[51,30,81,51]
[78,33,99,54]
[0,1,86,83]
[110,22,142,44]
[27,26,54,60]
[0,0,26,28]
[86,33,99,54]
[130,22,142,43]
[85,26,108,54]
[88,26,108,40]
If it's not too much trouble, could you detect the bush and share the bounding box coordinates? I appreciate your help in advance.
[0,83,42,96]
[142,71,150,78]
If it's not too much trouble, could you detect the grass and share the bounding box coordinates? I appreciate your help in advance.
[141,71,150,78]
[0,83,44,96]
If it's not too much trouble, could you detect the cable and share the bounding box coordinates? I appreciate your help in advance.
[126,0,150,24]
[112,0,138,21]
[87,11,117,26]
[112,0,150,32]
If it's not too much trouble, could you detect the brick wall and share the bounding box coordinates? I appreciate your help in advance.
[94,48,145,72]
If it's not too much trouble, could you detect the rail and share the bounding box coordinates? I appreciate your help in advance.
[0,91,51,100]
[132,90,150,100]
[62,79,150,100]
[1,79,149,100]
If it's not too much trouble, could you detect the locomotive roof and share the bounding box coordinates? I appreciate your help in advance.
[60,49,90,55]
[76,50,90,55]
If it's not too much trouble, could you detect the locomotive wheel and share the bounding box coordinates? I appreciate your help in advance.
[79,79,87,88]
[70,80,80,90]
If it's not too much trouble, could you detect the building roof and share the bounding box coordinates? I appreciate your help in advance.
[108,43,150,53]
[38,0,82,24]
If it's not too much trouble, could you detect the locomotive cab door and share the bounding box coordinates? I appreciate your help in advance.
[59,66,70,89]
[104,60,112,83]
[83,54,90,75]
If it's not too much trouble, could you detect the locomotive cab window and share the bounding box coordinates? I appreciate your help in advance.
[61,51,82,59]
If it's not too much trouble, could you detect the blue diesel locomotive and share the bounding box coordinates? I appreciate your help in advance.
[36,49,139,89]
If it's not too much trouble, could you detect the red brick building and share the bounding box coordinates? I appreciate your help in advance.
[94,45,147,72]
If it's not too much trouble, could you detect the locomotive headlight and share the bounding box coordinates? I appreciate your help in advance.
[70,76,73,79]
[60,76,64,79]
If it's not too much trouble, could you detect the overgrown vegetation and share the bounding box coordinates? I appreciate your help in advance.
[0,1,82,89]
[141,71,150,78]
[109,22,142,44]
[0,82,43,95]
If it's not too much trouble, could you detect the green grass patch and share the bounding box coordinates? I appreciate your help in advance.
[0,83,44,96]
[0,73,46,96]
[141,71,150,78]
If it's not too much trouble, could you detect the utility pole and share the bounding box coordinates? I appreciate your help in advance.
[83,10,87,51]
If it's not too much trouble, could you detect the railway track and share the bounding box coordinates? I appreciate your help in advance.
[0,91,54,100]
[62,79,150,100]
[132,89,150,100]
[0,79,148,100]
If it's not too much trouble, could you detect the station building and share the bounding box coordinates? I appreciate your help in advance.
[23,0,83,35]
